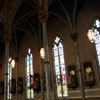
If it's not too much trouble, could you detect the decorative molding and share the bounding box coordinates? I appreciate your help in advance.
[3,34,12,44]
[69,88,100,93]
[69,95,100,99]
[38,10,48,23]
[48,30,64,46]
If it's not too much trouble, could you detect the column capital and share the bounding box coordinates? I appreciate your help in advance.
[38,10,48,24]
[4,34,12,44]
[70,33,78,42]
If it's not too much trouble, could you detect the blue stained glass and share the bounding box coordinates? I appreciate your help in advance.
[55,37,60,44]
[61,65,66,74]
[7,57,12,99]
[26,59,29,66]
[98,55,100,65]
[96,42,100,55]
[30,57,33,65]
[53,37,68,98]
[94,35,100,44]
[25,48,34,99]
[55,56,59,66]
[55,66,60,75]
[92,19,100,66]
[96,19,100,28]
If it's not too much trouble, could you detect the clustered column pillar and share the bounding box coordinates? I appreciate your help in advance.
[71,33,85,100]
[15,57,19,100]
[4,34,11,100]
[40,56,44,100]
[38,11,51,100]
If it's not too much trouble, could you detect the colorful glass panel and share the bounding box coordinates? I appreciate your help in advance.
[53,37,68,98]
[59,43,64,55]
[55,66,60,75]
[25,48,34,99]
[54,56,59,66]
[98,55,100,65]
[57,85,62,97]
[54,45,58,56]
[56,75,61,84]
[61,65,66,74]
[63,85,68,96]
[60,55,64,65]
[7,57,12,99]
[92,19,100,66]
[62,75,67,84]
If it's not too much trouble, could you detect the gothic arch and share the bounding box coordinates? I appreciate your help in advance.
[48,30,64,46]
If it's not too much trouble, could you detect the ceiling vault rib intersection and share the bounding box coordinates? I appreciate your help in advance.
[49,11,71,33]
[24,19,40,48]
[57,0,73,33]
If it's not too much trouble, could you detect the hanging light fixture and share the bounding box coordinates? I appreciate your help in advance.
[11,59,15,68]
[87,29,95,43]
[40,48,45,59]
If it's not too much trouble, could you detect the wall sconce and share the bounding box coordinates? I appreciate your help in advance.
[40,48,45,59]
[9,57,15,69]
[87,29,95,43]
[11,59,15,68]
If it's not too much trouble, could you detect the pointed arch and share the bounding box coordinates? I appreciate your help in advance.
[25,48,34,99]
[91,18,100,66]
[7,57,12,99]
[53,36,68,98]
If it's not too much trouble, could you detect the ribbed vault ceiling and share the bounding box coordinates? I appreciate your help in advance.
[0,0,88,55]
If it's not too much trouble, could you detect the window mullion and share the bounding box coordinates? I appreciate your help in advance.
[29,54,31,99]
[57,45,63,97]
[53,37,68,98]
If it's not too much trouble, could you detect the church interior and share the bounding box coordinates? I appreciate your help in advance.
[0,0,100,100]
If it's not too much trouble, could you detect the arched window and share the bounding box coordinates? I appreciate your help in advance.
[25,48,34,99]
[53,37,68,98]
[92,19,100,66]
[7,57,12,99]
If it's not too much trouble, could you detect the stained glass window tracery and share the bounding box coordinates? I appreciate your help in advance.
[53,37,68,98]
[92,19,100,66]
[25,48,34,99]
[7,57,12,99]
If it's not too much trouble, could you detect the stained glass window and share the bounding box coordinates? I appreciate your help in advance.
[53,37,68,98]
[92,19,100,66]
[25,48,34,99]
[7,57,12,99]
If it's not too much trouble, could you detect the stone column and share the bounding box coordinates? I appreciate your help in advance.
[4,34,11,100]
[15,57,19,100]
[71,33,85,100]
[38,11,51,100]
[40,57,44,100]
